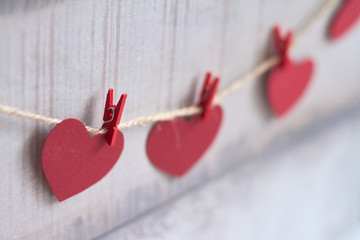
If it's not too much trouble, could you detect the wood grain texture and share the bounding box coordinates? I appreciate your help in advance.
[0,0,360,239]
[99,101,360,240]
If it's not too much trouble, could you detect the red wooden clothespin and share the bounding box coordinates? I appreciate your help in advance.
[102,88,127,146]
[198,72,219,120]
[273,25,293,67]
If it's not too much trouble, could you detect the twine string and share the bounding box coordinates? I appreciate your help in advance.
[0,0,340,134]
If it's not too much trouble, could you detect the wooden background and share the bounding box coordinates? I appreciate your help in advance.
[1,0,360,239]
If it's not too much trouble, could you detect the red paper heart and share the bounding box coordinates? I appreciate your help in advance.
[267,59,314,117]
[146,105,223,177]
[329,0,360,40]
[42,118,124,201]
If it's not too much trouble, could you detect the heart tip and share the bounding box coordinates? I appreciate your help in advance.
[173,173,186,178]
[170,170,189,178]
[55,195,69,202]
[273,110,287,118]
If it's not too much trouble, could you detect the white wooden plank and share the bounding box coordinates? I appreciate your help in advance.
[99,102,360,240]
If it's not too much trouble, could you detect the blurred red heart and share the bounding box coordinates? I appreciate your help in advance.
[267,59,314,117]
[42,118,124,201]
[329,0,360,40]
[146,105,222,177]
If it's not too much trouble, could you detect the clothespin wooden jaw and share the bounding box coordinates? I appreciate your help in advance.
[102,88,127,146]
[198,72,219,120]
[274,25,293,67]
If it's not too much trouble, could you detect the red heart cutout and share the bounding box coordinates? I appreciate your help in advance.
[42,118,124,201]
[267,59,314,117]
[146,105,223,177]
[329,0,360,40]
